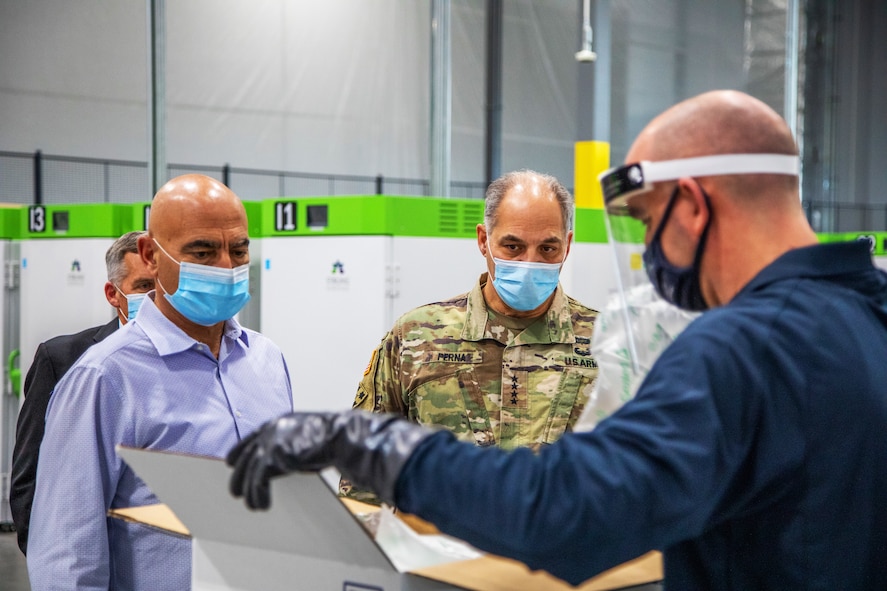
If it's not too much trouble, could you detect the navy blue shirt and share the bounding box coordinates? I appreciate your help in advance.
[395,241,887,589]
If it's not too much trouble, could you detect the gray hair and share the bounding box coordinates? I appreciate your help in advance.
[483,170,574,235]
[105,231,146,284]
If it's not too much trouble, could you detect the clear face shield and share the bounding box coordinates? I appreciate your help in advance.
[573,154,800,431]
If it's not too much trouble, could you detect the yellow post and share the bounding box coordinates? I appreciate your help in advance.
[574,141,610,209]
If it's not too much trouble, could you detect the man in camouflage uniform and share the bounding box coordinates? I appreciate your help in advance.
[344,170,598,499]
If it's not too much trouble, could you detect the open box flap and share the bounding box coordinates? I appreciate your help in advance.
[411,551,663,591]
[116,445,392,570]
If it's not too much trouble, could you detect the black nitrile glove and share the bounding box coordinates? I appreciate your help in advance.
[227,410,434,510]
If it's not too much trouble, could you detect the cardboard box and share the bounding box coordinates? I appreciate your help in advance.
[115,446,662,591]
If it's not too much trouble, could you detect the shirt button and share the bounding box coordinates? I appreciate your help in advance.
[236,411,243,418]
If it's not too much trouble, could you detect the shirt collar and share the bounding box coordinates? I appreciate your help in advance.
[463,273,575,344]
[135,291,249,356]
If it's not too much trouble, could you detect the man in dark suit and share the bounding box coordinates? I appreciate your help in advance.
[10,230,154,554]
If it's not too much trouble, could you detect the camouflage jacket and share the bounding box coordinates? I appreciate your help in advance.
[353,273,599,450]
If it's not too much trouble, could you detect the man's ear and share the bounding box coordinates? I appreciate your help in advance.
[477,224,489,257]
[676,177,711,237]
[563,230,574,261]
[104,281,121,309]
[138,234,158,272]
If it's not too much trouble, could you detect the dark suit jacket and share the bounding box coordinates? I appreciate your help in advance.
[10,319,118,554]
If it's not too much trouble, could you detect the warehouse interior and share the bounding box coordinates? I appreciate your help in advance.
[1,1,886,590]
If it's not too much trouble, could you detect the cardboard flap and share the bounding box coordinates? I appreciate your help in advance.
[412,551,663,591]
[108,504,190,537]
[116,446,391,570]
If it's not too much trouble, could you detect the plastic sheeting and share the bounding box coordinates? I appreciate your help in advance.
[574,284,697,432]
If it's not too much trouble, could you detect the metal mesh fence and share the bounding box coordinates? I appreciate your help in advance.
[804,201,887,233]
[0,153,34,204]
[41,158,108,204]
[108,164,151,203]
[167,164,223,183]
[1,152,494,205]
[3,151,884,230]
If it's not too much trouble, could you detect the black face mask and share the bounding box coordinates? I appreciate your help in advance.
[642,185,712,311]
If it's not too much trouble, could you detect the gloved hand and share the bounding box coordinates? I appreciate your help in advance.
[227,410,434,510]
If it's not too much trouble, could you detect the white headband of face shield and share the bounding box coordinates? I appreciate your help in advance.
[598,153,800,211]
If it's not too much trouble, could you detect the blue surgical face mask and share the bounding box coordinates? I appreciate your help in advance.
[153,239,251,326]
[642,186,711,311]
[488,240,564,312]
[115,285,146,321]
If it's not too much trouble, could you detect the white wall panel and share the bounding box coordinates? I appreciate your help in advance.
[0,0,582,190]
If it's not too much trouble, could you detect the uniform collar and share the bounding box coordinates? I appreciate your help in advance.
[737,241,875,299]
[134,291,249,357]
[463,273,575,344]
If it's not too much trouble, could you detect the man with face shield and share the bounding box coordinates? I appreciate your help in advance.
[27,175,294,591]
[11,231,152,555]
[227,91,887,589]
[340,170,598,501]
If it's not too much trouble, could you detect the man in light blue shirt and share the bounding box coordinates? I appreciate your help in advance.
[27,174,293,590]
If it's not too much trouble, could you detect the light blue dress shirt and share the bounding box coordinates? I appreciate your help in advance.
[27,294,293,590]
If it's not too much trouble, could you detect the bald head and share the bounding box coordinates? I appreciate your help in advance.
[484,170,574,235]
[632,90,797,160]
[627,90,800,203]
[150,174,247,241]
